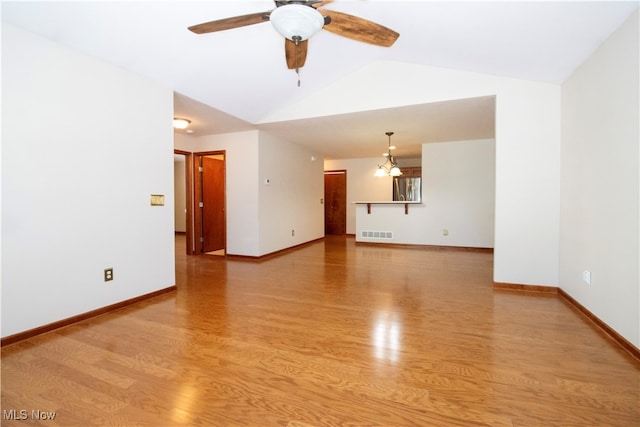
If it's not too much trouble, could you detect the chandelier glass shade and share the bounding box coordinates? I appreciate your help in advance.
[375,132,402,177]
[270,4,325,42]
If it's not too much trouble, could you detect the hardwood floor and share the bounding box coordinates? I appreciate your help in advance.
[2,235,638,426]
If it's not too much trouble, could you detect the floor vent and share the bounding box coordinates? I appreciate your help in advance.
[361,230,393,239]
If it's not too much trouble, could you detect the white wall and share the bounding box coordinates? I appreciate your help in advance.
[422,140,495,247]
[326,140,495,247]
[349,140,495,247]
[560,11,639,347]
[324,157,392,234]
[1,24,175,337]
[176,130,261,256]
[258,132,325,255]
[175,130,324,257]
[282,61,560,286]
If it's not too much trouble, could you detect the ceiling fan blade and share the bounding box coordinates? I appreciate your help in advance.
[285,38,308,69]
[188,12,269,34]
[312,0,334,7]
[322,10,399,47]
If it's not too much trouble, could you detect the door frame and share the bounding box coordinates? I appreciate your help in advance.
[193,150,227,254]
[174,149,194,255]
[324,169,347,235]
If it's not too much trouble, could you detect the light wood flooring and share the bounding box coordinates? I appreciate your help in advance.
[1,235,638,426]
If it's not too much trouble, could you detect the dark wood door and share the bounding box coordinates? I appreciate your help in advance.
[201,156,225,253]
[324,170,347,235]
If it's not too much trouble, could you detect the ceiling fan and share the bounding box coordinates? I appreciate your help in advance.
[188,0,399,72]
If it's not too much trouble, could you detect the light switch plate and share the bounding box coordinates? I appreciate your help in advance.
[150,194,165,206]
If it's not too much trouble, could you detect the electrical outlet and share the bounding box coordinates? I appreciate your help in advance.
[442,229,449,236]
[104,268,114,282]
[291,229,295,237]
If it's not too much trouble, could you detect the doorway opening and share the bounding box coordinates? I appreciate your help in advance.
[194,151,227,256]
[324,170,347,235]
[174,150,193,255]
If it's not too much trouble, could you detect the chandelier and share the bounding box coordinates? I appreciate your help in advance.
[374,132,402,177]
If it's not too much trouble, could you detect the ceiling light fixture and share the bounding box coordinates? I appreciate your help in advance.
[375,132,403,177]
[269,4,325,44]
[173,118,191,129]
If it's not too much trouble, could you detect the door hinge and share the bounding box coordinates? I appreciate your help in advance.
[199,202,204,208]
[200,237,204,243]
[199,166,203,172]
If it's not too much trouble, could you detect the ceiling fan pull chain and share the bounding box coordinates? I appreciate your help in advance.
[296,67,301,87]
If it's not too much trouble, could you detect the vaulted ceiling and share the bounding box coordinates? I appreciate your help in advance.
[3,1,637,159]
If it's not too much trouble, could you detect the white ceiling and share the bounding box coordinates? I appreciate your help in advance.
[3,1,638,159]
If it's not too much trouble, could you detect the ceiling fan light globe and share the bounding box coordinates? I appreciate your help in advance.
[270,4,325,42]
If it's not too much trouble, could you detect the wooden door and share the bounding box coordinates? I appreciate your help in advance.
[200,155,225,253]
[324,170,347,235]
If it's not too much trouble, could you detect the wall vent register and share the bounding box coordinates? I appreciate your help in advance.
[361,231,393,239]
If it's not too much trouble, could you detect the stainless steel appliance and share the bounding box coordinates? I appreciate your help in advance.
[393,177,421,202]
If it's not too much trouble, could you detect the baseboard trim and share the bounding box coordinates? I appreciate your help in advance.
[493,282,559,294]
[356,241,494,253]
[1,285,177,347]
[226,237,325,261]
[493,282,639,362]
[557,288,640,363]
